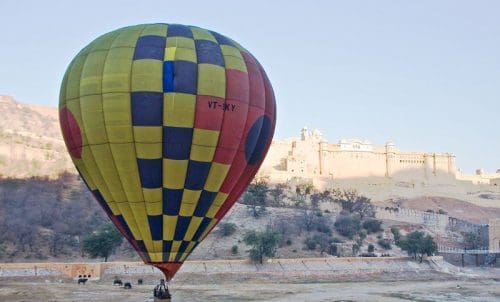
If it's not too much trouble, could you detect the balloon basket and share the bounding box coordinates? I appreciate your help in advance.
[153,279,171,301]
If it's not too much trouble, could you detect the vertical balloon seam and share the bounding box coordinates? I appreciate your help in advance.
[122,25,162,260]
[132,24,165,260]
[183,29,231,259]
[60,50,125,240]
[75,31,147,262]
[107,26,151,262]
[125,25,151,259]
[205,49,256,235]
[163,26,195,263]
[156,23,168,259]
[157,23,167,264]
[78,35,126,230]
[162,26,194,268]
[176,25,202,263]
[64,56,87,151]
[65,50,121,239]
[207,55,251,223]
[214,55,272,221]
[91,32,146,255]
[225,52,265,205]
[101,28,153,260]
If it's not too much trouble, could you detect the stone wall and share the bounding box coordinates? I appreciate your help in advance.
[0,257,445,279]
[374,206,449,232]
[489,219,500,251]
[374,206,494,251]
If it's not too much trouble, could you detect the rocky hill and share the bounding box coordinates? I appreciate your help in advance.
[0,96,73,178]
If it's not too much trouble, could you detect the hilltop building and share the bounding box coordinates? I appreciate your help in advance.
[258,128,499,185]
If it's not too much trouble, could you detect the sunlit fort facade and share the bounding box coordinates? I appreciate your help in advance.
[258,128,500,185]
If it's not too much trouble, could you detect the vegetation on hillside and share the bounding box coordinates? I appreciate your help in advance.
[0,174,440,263]
[0,173,115,260]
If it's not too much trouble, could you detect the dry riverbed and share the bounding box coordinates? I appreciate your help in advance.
[1,269,499,302]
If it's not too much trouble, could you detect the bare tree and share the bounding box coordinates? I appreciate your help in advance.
[268,183,288,206]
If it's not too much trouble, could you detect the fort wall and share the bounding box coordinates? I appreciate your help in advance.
[259,128,498,185]
[489,219,500,252]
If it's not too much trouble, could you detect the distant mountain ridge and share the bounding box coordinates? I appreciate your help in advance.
[0,95,74,178]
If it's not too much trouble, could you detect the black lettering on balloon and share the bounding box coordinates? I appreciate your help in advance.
[207,100,237,112]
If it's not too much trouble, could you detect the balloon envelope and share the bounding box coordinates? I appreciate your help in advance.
[59,23,276,279]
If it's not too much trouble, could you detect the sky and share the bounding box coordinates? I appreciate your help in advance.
[0,0,498,173]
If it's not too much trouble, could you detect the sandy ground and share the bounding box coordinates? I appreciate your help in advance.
[1,272,499,302]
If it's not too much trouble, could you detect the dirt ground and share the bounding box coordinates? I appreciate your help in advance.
[1,272,499,302]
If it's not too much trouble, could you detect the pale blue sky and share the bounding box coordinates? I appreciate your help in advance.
[0,0,498,173]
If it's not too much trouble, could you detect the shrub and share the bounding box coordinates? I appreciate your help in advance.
[331,237,344,243]
[362,219,383,234]
[219,222,237,237]
[231,245,238,255]
[463,232,483,249]
[368,244,375,253]
[243,230,281,264]
[391,226,401,245]
[377,239,392,250]
[286,239,292,246]
[316,222,332,235]
[304,237,317,250]
[334,215,361,239]
[360,252,376,257]
[0,244,6,258]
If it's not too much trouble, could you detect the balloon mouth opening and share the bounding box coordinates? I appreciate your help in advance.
[149,262,183,281]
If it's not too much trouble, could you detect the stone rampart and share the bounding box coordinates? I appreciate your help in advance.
[375,206,449,232]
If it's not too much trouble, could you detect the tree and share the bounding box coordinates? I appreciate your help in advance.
[351,196,375,219]
[268,183,288,206]
[334,214,361,239]
[463,232,483,250]
[295,183,314,206]
[399,231,437,263]
[313,233,333,255]
[391,226,401,245]
[362,218,383,234]
[83,223,123,262]
[377,239,392,250]
[368,244,375,253]
[304,237,317,250]
[243,230,281,264]
[300,209,323,233]
[219,222,237,237]
[242,180,269,218]
[332,189,375,218]
[332,188,358,210]
[269,216,297,246]
[231,245,238,255]
[310,190,334,209]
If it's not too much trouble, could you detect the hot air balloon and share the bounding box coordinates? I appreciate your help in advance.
[59,23,276,298]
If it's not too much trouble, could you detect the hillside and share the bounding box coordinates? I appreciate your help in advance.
[0,95,496,264]
[0,96,73,178]
[0,174,419,263]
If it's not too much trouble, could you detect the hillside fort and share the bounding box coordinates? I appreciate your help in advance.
[258,128,500,185]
